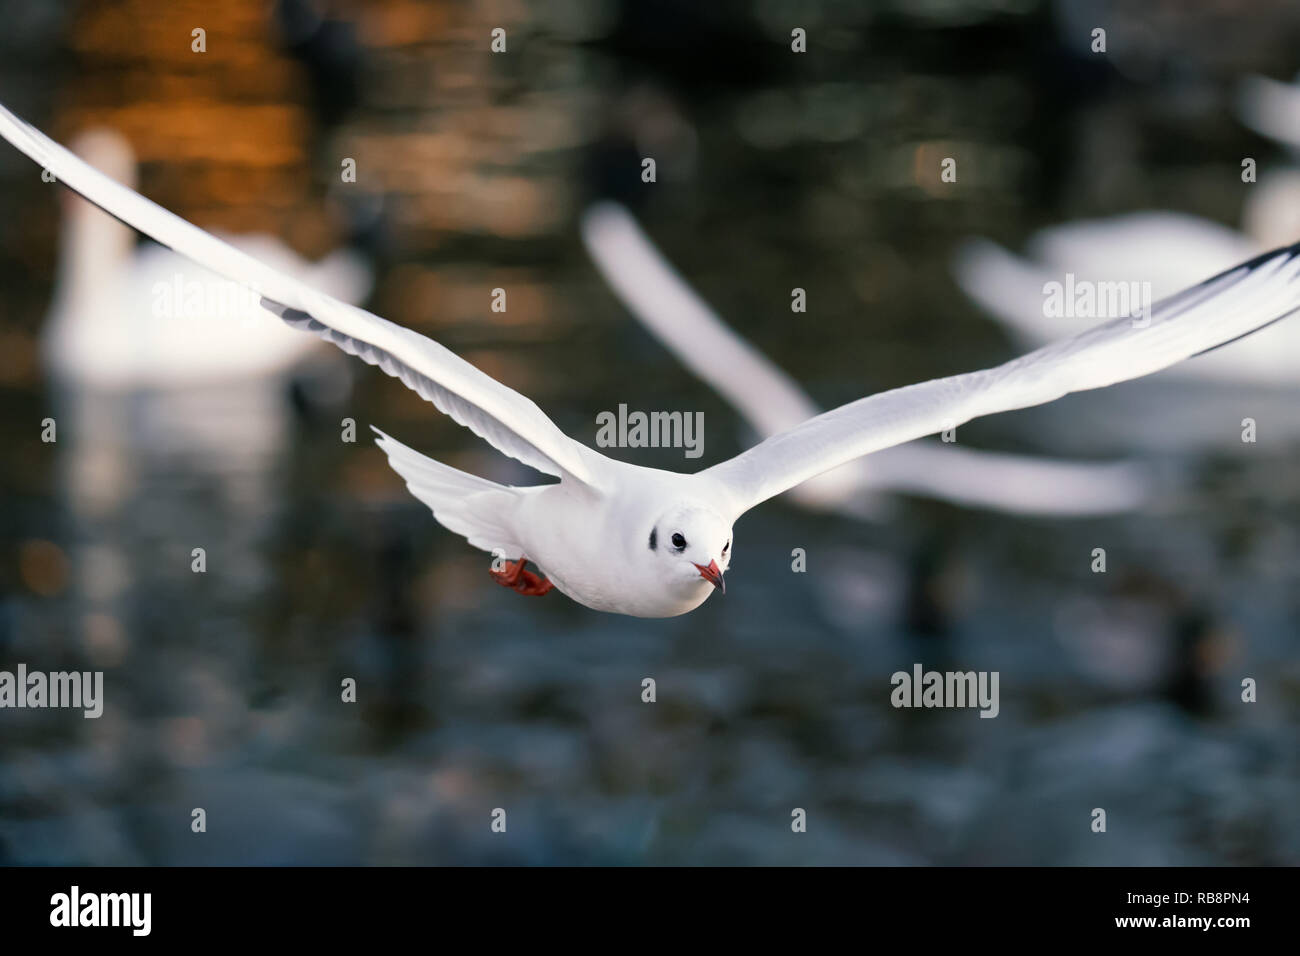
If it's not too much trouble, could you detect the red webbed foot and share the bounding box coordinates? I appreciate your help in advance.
[513,567,554,596]
[490,557,554,596]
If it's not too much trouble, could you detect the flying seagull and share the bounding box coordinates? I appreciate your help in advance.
[580,199,1149,518]
[5,102,1300,618]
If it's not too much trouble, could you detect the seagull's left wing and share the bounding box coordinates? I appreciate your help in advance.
[0,103,597,487]
[706,243,1300,516]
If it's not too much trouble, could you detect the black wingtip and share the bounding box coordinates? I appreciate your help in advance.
[1182,240,1300,359]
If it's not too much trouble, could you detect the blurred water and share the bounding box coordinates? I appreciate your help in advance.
[1,0,1299,865]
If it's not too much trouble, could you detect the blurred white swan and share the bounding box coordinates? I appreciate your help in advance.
[40,129,374,641]
[1237,72,1300,154]
[43,128,372,390]
[951,171,1300,387]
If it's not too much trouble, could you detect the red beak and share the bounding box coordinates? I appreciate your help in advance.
[694,559,725,593]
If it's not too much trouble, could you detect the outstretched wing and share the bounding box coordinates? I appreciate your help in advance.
[582,200,1151,516]
[707,242,1300,516]
[0,102,596,486]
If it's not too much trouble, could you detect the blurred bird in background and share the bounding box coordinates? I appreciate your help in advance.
[953,68,1300,392]
[45,130,372,392]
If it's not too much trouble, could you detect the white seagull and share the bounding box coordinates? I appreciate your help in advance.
[580,200,1148,518]
[5,102,1300,618]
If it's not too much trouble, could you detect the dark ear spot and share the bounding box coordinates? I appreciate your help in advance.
[648,527,657,551]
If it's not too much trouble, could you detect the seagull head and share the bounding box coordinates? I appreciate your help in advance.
[648,503,733,599]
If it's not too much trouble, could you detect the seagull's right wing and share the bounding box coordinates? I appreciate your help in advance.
[583,201,1148,516]
[0,102,596,487]
[707,242,1300,517]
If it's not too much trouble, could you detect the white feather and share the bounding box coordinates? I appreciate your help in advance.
[0,103,596,486]
[581,201,1147,516]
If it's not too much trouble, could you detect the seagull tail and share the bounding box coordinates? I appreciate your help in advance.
[372,426,528,556]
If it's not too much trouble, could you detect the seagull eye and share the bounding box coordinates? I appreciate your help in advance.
[671,533,686,550]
